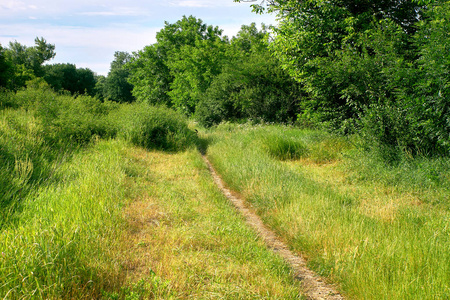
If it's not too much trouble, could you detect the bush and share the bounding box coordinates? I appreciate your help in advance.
[112,103,197,151]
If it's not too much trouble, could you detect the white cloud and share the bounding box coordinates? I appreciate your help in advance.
[168,0,237,8]
[78,6,151,17]
[171,1,214,8]
[0,1,27,11]
[0,23,159,75]
[0,0,276,75]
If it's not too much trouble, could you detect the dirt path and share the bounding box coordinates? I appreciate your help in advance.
[203,155,344,300]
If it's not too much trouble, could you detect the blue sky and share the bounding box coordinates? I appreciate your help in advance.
[0,0,276,75]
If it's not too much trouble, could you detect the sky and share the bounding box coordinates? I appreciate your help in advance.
[0,0,276,76]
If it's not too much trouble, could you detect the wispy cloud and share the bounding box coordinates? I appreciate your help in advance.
[0,0,276,75]
[171,1,214,8]
[168,0,236,8]
[0,1,27,11]
[79,6,150,17]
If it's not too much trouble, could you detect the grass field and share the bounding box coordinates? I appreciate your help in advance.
[113,147,302,299]
[204,123,450,299]
[2,86,449,299]
[0,88,302,298]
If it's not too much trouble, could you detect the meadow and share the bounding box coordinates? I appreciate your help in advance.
[0,86,300,299]
[1,85,449,299]
[205,123,450,299]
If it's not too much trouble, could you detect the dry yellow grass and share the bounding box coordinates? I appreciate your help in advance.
[284,158,425,223]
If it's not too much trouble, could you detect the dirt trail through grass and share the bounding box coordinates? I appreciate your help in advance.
[203,155,344,300]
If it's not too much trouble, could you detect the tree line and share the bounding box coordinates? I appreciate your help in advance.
[127,16,302,126]
[0,38,134,102]
[1,0,449,158]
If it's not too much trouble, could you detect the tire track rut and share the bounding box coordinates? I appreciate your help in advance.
[203,155,344,300]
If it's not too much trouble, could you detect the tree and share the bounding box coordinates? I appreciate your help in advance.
[43,63,96,96]
[0,45,12,88]
[128,44,172,105]
[128,16,227,112]
[103,51,134,103]
[235,0,426,132]
[399,1,450,154]
[196,23,302,126]
[167,37,227,114]
[3,37,55,89]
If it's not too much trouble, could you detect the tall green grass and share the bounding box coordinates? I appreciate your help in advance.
[205,123,450,299]
[109,147,302,299]
[0,85,198,298]
[0,139,130,298]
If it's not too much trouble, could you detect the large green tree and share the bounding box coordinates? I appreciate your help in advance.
[3,37,55,89]
[235,0,424,128]
[196,23,303,126]
[103,51,134,103]
[128,16,226,112]
[6,37,55,76]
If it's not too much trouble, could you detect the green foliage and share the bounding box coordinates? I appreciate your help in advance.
[195,71,241,127]
[128,44,172,106]
[406,1,450,155]
[0,88,13,108]
[128,16,225,111]
[5,37,55,77]
[266,0,421,128]
[167,37,227,114]
[111,102,197,151]
[43,63,97,96]
[235,0,450,158]
[2,37,55,89]
[102,51,135,103]
[0,45,12,88]
[354,2,450,157]
[195,23,302,127]
[129,19,302,126]
[37,94,115,145]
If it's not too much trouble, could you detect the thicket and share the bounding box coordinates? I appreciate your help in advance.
[237,0,449,157]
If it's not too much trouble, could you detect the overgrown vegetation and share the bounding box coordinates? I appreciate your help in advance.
[1,1,449,297]
[205,123,450,299]
[235,0,449,156]
[128,18,302,126]
[0,85,198,298]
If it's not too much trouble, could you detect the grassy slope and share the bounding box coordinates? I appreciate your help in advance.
[205,123,450,300]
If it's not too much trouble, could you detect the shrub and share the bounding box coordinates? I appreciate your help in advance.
[35,92,118,145]
[112,103,197,151]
